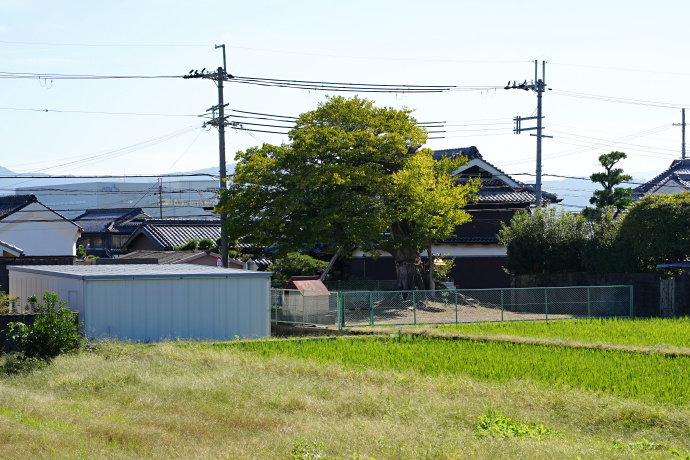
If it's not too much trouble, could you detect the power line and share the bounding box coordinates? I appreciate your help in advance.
[0,107,198,117]
[551,89,690,110]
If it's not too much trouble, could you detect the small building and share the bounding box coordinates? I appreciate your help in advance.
[9,264,271,341]
[282,276,332,322]
[0,194,81,256]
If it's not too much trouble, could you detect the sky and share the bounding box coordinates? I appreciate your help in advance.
[1,0,689,208]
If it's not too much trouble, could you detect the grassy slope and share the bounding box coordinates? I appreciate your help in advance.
[1,340,689,459]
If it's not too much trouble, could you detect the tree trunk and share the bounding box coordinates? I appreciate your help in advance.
[386,220,425,294]
[428,242,434,291]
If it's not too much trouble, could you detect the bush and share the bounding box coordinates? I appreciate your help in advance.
[271,252,329,285]
[0,291,19,314]
[6,292,83,362]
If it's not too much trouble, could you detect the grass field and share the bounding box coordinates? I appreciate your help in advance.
[1,318,690,459]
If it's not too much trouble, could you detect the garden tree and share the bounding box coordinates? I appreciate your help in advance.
[582,151,633,219]
[618,191,690,271]
[271,252,329,285]
[498,207,589,275]
[216,96,479,290]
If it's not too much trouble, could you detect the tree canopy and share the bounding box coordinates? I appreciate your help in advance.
[216,96,479,289]
[618,191,690,270]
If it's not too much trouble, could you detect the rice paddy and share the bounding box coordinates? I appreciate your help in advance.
[221,333,690,406]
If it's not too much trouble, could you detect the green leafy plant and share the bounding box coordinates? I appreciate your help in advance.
[197,238,214,251]
[290,436,326,459]
[6,291,83,362]
[76,244,86,259]
[174,238,199,251]
[475,406,558,439]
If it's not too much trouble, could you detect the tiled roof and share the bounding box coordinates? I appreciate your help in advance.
[475,186,558,204]
[433,147,559,205]
[0,194,37,220]
[73,208,150,233]
[633,159,690,198]
[440,235,499,244]
[128,219,221,250]
[432,146,482,162]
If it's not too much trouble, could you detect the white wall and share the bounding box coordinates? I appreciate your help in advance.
[0,202,80,256]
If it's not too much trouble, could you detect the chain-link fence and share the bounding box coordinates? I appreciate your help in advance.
[272,285,633,328]
[339,286,633,328]
[271,289,339,326]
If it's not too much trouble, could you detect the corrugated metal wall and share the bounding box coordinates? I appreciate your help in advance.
[83,277,269,341]
[9,269,270,340]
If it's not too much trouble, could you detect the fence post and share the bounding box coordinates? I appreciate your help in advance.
[338,292,344,330]
[369,291,374,327]
[455,289,458,324]
[302,291,306,323]
[501,289,504,322]
[630,285,634,318]
[413,291,417,325]
[587,286,591,318]
[544,287,548,321]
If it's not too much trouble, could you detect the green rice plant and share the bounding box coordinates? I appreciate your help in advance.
[225,335,690,405]
[435,317,690,349]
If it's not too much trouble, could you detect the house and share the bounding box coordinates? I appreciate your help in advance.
[120,219,221,252]
[349,147,560,289]
[633,158,690,199]
[0,194,81,256]
[73,208,150,258]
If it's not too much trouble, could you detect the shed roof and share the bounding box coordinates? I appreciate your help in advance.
[8,264,271,280]
[284,276,330,296]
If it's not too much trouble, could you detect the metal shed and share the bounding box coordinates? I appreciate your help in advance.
[8,264,271,341]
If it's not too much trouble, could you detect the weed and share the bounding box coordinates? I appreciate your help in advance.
[475,406,558,439]
[290,436,326,459]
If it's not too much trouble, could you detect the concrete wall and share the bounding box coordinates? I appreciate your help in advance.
[513,272,690,318]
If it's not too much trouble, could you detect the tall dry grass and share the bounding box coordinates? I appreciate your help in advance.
[0,340,688,459]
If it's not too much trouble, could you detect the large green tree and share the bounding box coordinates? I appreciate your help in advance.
[216,96,479,290]
[618,191,690,271]
[582,151,633,219]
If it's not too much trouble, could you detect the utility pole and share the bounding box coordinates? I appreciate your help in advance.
[184,47,234,267]
[158,178,163,218]
[505,60,552,206]
[673,108,686,160]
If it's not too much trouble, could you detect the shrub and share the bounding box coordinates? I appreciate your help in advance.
[6,291,83,362]
[0,291,19,314]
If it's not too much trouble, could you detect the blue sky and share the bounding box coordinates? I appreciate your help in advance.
[1,1,689,206]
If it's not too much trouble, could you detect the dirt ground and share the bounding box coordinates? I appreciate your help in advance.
[343,302,575,327]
